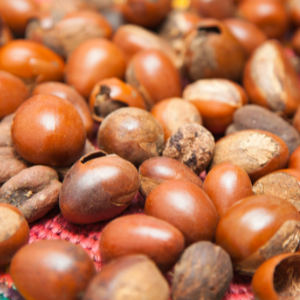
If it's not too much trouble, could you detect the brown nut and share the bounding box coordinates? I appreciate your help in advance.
[26,10,113,59]
[0,166,62,223]
[0,114,14,147]
[10,240,96,300]
[183,79,248,134]
[172,241,233,300]
[99,214,185,272]
[0,203,30,266]
[163,123,215,175]
[184,19,246,82]
[59,151,139,224]
[83,255,169,300]
[252,253,300,300]
[210,130,289,182]
[216,195,300,275]
[228,105,300,154]
[289,145,300,170]
[292,27,300,57]
[243,40,300,117]
[98,107,164,167]
[139,156,203,198]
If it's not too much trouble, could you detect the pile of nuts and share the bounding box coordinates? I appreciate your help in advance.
[2,0,300,299]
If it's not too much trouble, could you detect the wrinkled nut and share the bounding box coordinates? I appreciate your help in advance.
[0,203,30,266]
[210,130,289,182]
[216,195,300,275]
[163,123,215,175]
[227,105,300,154]
[98,107,164,167]
[0,166,62,223]
[243,40,300,117]
[0,147,29,184]
[59,151,139,224]
[252,253,300,300]
[83,255,169,300]
[172,241,233,300]
[253,172,300,211]
[0,114,14,147]
[139,156,203,198]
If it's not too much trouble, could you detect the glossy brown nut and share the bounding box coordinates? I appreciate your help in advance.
[183,79,248,134]
[11,94,86,166]
[289,145,300,170]
[126,49,182,110]
[0,203,29,266]
[32,82,94,139]
[151,98,202,141]
[184,19,246,82]
[252,253,300,300]
[243,40,300,117]
[98,107,164,167]
[203,162,253,218]
[190,0,235,19]
[112,25,179,68]
[0,0,40,36]
[145,180,218,246]
[84,255,169,300]
[0,71,29,120]
[273,168,300,185]
[89,77,146,123]
[210,130,289,182]
[65,38,126,99]
[223,18,267,56]
[10,240,96,300]
[59,151,139,224]
[215,195,300,274]
[26,10,113,59]
[0,40,65,86]
[237,0,289,39]
[99,214,185,272]
[120,0,172,28]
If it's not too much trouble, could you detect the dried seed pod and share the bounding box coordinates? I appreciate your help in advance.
[216,195,300,275]
[229,105,300,154]
[26,10,112,59]
[184,19,246,82]
[98,107,164,167]
[0,147,29,184]
[172,241,233,300]
[163,123,215,175]
[243,40,300,117]
[252,253,300,300]
[139,157,203,198]
[0,166,61,222]
[83,255,169,300]
[210,130,289,182]
[0,203,30,266]
[0,114,14,147]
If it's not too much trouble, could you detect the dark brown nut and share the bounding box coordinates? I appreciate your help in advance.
[0,114,14,147]
[172,241,233,300]
[253,172,300,211]
[228,105,300,154]
[183,79,248,134]
[59,151,139,224]
[0,147,29,184]
[99,214,185,272]
[26,10,112,59]
[0,166,62,223]
[83,255,169,300]
[184,19,246,82]
[210,130,289,182]
[10,240,96,300]
[0,203,30,266]
[252,253,300,300]
[243,40,300,117]
[139,156,203,198]
[163,123,215,175]
[98,107,164,167]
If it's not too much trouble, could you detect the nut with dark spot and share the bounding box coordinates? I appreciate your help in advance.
[0,165,62,222]
[163,123,215,175]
